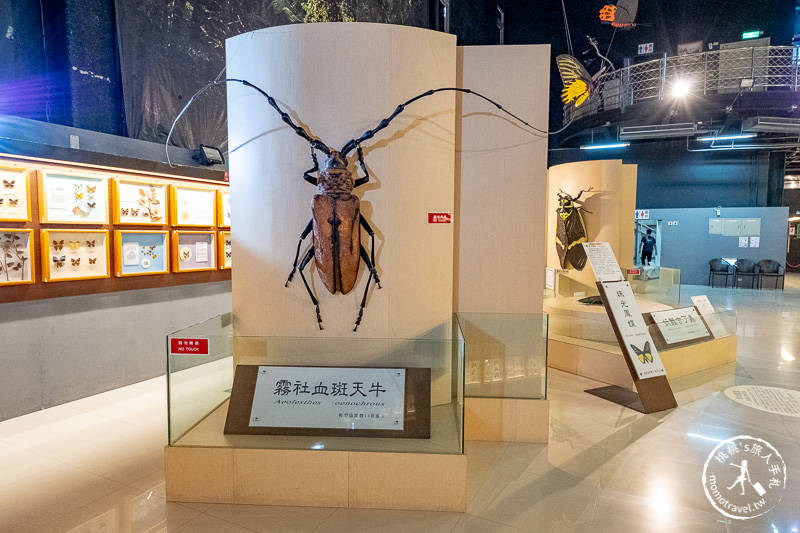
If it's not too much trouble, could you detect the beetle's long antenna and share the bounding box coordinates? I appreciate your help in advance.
[225,78,331,155]
[340,87,555,157]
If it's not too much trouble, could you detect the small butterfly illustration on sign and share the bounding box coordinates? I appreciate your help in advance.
[630,341,653,364]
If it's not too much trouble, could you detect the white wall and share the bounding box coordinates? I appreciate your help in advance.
[0,282,231,421]
[455,45,550,314]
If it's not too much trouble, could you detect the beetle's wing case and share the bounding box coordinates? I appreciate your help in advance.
[312,194,361,295]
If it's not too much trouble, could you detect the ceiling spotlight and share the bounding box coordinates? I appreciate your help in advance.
[192,144,225,166]
[671,79,692,98]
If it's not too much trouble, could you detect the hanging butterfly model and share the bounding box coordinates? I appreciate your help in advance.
[599,0,640,30]
[557,54,594,108]
[224,79,542,331]
[557,36,615,109]
[555,187,593,271]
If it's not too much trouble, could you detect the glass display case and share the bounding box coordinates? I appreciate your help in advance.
[629,267,681,306]
[167,314,465,455]
[455,313,548,401]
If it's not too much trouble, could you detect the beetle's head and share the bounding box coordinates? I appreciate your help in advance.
[324,151,347,170]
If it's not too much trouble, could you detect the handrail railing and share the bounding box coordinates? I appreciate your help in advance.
[563,46,800,125]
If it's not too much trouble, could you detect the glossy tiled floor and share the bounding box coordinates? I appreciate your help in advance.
[2,278,800,532]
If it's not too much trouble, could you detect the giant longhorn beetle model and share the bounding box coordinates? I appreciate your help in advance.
[218,79,546,331]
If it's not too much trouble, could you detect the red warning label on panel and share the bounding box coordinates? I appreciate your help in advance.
[169,338,209,355]
[428,212,452,224]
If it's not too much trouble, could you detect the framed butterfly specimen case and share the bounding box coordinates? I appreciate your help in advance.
[171,231,217,272]
[170,184,216,227]
[218,231,231,269]
[0,166,32,222]
[113,178,169,225]
[40,229,110,282]
[0,229,35,285]
[38,170,110,224]
[114,230,170,277]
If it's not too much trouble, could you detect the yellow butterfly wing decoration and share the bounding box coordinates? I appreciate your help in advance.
[557,55,593,108]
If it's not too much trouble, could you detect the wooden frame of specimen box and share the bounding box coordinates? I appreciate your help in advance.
[38,169,110,224]
[171,231,217,272]
[0,166,33,222]
[113,230,170,277]
[112,178,169,225]
[0,229,35,285]
[218,231,231,270]
[40,229,111,282]
[217,189,230,228]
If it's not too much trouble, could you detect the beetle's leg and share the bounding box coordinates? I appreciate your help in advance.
[297,246,324,330]
[353,272,372,332]
[359,215,381,288]
[285,219,314,286]
[359,245,381,289]
[353,245,380,332]
[303,148,320,186]
[353,145,370,188]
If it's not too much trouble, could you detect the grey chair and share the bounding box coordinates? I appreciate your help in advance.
[709,258,732,287]
[757,259,785,290]
[734,258,759,289]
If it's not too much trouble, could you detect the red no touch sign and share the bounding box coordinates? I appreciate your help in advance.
[170,338,210,355]
[428,212,452,224]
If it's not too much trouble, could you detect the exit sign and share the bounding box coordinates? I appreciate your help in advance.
[742,30,762,40]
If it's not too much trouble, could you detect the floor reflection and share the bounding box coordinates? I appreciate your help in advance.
[0,278,799,532]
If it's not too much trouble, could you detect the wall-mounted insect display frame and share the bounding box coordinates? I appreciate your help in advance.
[171,230,217,272]
[40,229,110,282]
[218,231,231,270]
[170,184,216,227]
[113,230,170,277]
[112,178,169,225]
[0,229,35,285]
[0,166,33,222]
[216,189,230,228]
[38,170,110,224]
